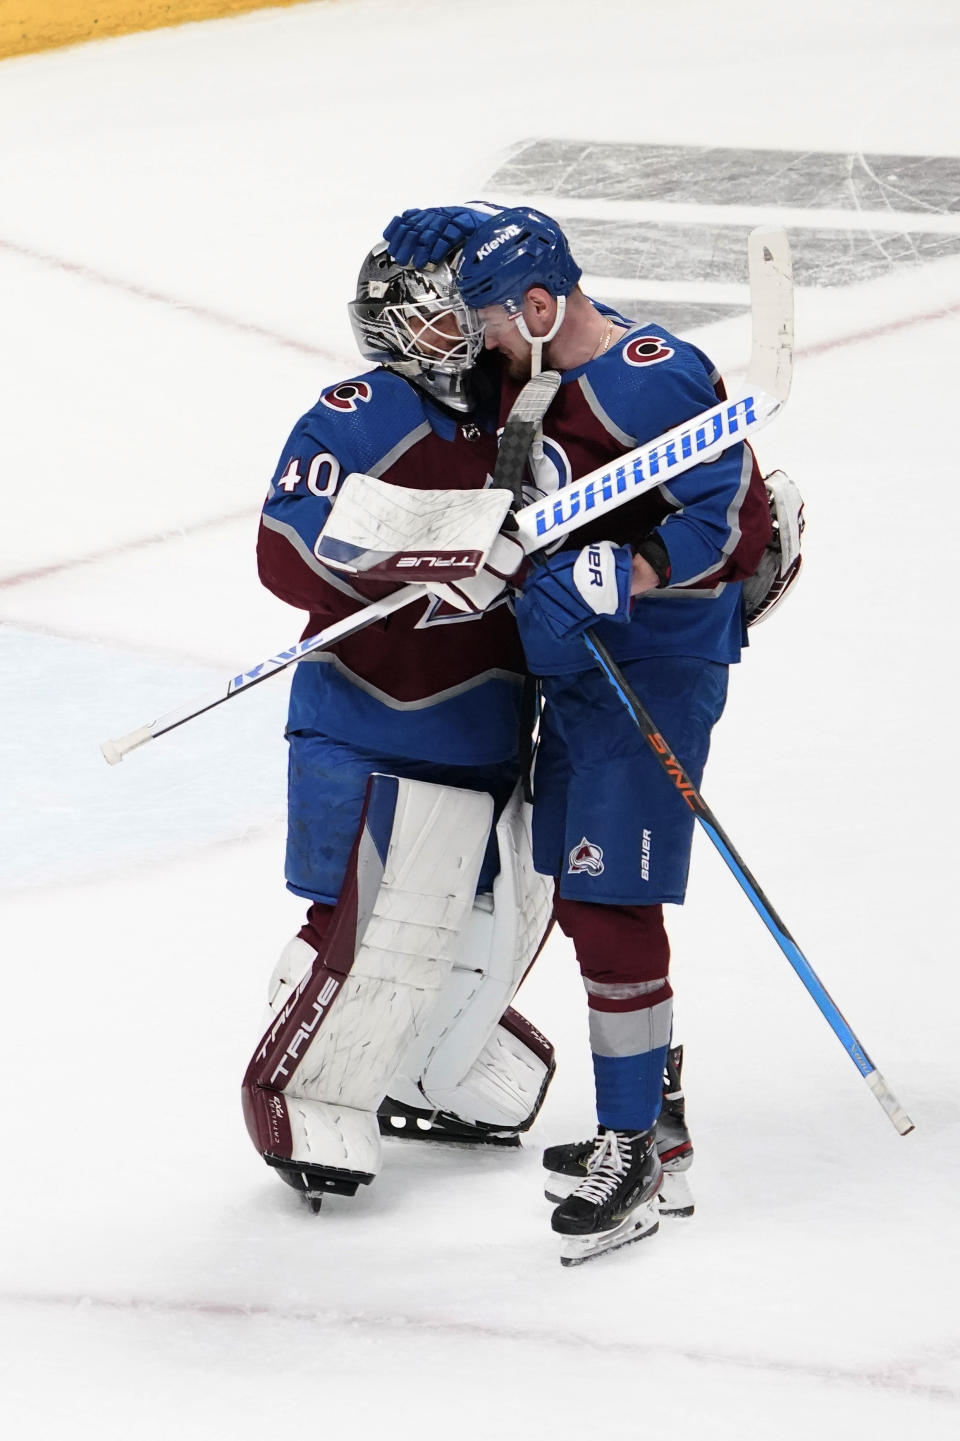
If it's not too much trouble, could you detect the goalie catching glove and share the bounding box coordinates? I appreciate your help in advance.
[426,527,526,613]
[313,470,526,613]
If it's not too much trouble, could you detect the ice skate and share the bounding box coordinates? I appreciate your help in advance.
[551,1127,662,1267]
[543,1046,695,1216]
[653,1044,695,1216]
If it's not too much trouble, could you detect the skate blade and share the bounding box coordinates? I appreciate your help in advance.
[658,1169,695,1218]
[558,1203,660,1267]
[546,1170,694,1216]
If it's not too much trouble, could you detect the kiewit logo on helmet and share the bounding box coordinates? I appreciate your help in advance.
[475,225,522,261]
[568,836,604,876]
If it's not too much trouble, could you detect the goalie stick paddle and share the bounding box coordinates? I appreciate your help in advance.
[100,229,790,764]
[493,368,562,502]
[578,630,915,1138]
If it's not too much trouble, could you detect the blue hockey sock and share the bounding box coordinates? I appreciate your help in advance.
[592,1043,668,1133]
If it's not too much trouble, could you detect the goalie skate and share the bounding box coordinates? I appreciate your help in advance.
[266,1155,372,1213]
[543,1046,694,1216]
[377,1094,523,1147]
[552,1128,662,1268]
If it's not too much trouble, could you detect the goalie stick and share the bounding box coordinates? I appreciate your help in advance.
[100,368,562,764]
[100,228,791,765]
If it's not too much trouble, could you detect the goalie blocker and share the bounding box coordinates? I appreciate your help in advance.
[242,774,555,1208]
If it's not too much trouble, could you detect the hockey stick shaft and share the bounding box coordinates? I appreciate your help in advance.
[102,228,791,764]
[100,583,423,763]
[581,630,915,1137]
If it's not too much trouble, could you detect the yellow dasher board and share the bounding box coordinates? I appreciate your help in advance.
[0,0,315,60]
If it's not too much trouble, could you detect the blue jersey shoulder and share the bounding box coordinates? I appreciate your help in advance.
[583,324,720,447]
[269,368,434,494]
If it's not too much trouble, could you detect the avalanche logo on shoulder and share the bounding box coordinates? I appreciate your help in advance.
[623,337,674,368]
[321,381,373,412]
[568,836,605,876]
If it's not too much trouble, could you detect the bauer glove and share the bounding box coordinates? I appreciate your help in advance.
[383,206,490,267]
[516,541,633,641]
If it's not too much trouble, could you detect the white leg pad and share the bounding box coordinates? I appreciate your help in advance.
[391,783,555,1127]
[265,934,314,1016]
[282,1096,382,1179]
[432,1011,554,1128]
[243,774,494,1178]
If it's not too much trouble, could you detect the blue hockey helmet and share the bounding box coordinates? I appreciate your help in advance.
[456,207,582,314]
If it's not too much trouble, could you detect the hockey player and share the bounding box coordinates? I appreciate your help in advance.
[242,241,555,1211]
[383,204,782,1263]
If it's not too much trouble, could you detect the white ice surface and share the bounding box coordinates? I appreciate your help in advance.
[1,1,959,1436]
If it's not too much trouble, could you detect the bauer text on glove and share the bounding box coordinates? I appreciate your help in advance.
[517,541,633,641]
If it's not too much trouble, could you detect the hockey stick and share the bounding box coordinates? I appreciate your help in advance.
[579,631,915,1137]
[568,226,911,1135]
[101,228,791,765]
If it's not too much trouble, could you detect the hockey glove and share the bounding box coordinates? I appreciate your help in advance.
[383,207,489,268]
[426,529,526,614]
[516,541,633,641]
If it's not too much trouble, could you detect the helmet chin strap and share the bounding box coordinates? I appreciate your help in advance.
[515,294,566,379]
[515,294,565,460]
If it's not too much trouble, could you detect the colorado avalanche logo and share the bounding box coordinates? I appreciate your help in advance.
[568,836,605,876]
[321,381,373,412]
[623,336,674,368]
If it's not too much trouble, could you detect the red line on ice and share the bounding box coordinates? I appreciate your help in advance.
[2,1289,958,1405]
[0,232,356,593]
[799,296,960,358]
[0,234,346,364]
[0,505,257,591]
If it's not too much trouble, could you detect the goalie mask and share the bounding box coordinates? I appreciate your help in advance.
[348,242,484,413]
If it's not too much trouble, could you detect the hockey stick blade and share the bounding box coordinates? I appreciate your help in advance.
[747,226,793,405]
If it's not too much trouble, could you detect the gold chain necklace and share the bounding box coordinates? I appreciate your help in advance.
[592,317,615,359]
